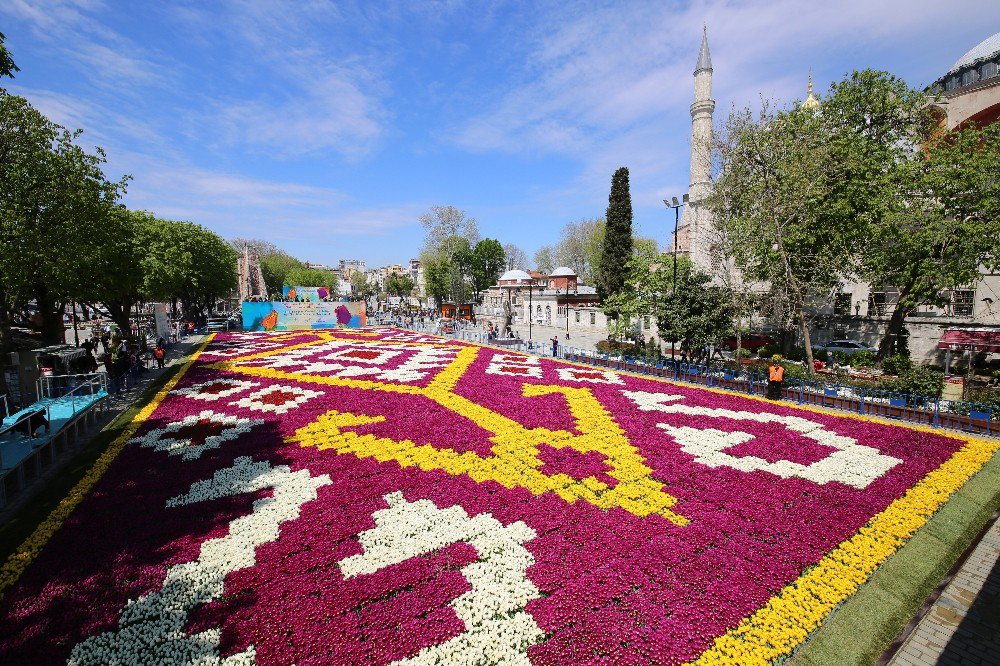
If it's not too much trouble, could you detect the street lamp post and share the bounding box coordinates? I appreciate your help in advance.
[565,279,571,339]
[663,194,689,361]
[528,281,533,342]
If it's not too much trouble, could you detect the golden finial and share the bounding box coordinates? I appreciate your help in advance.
[802,70,821,111]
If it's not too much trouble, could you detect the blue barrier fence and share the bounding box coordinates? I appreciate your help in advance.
[560,350,996,436]
[397,323,996,437]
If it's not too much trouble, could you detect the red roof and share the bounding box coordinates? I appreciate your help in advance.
[937,328,1000,352]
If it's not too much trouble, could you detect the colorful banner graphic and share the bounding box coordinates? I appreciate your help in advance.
[241,301,366,331]
[281,286,332,302]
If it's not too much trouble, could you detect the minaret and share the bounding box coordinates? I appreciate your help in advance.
[689,25,715,202]
[676,25,716,270]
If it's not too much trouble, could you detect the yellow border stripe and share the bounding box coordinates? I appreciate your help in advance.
[689,433,999,665]
[0,335,214,599]
[399,333,1000,662]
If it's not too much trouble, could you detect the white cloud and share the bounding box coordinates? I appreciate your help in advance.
[3,0,166,88]
[172,1,390,159]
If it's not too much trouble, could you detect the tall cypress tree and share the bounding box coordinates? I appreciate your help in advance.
[597,166,634,302]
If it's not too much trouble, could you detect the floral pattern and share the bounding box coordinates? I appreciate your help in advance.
[0,328,996,666]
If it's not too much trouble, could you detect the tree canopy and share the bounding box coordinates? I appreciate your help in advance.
[471,239,506,302]
[385,272,415,298]
[597,168,634,303]
[710,68,1000,367]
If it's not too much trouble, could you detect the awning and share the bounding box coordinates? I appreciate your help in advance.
[937,328,1000,353]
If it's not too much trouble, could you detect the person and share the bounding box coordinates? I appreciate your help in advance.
[551,336,559,357]
[153,344,166,369]
[767,355,785,400]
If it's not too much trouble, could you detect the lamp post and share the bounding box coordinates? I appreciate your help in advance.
[528,280,533,342]
[565,279,571,339]
[663,194,689,361]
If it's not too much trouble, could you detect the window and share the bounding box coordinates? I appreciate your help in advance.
[868,292,887,316]
[952,290,974,317]
[590,312,596,325]
[834,293,851,316]
[575,311,580,323]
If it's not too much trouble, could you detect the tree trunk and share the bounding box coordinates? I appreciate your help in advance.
[34,284,66,345]
[105,301,133,338]
[0,306,14,403]
[876,303,911,362]
[798,305,815,376]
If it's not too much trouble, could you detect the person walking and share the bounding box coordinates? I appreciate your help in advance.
[767,355,785,400]
[153,344,166,369]
[551,336,559,358]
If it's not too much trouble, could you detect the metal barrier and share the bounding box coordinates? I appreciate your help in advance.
[384,325,998,437]
[1,403,53,442]
[562,353,997,437]
[36,372,108,409]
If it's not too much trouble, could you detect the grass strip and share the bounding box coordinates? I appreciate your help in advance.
[789,453,1000,666]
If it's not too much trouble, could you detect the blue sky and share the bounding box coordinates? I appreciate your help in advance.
[3,1,998,267]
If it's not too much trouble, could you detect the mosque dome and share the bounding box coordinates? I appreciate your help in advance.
[549,266,577,277]
[933,31,1000,93]
[949,32,1000,74]
[498,269,532,283]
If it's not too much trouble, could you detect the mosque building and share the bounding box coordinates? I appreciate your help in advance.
[674,28,1000,362]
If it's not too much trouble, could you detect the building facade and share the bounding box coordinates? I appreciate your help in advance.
[675,28,1000,362]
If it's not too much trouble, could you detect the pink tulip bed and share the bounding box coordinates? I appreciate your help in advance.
[0,328,994,665]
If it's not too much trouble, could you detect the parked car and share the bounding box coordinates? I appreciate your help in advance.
[719,333,777,352]
[814,339,878,356]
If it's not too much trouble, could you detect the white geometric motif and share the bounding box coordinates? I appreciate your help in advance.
[623,390,902,489]
[241,340,459,384]
[229,384,323,415]
[129,410,264,461]
[68,457,331,666]
[339,492,544,665]
[486,353,542,379]
[555,367,625,385]
[175,378,257,401]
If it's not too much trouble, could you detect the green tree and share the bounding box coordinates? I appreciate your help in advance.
[830,74,1000,358]
[421,254,451,307]
[471,238,506,302]
[260,251,305,296]
[655,261,734,353]
[142,218,237,319]
[711,99,858,373]
[350,271,375,300]
[285,266,337,290]
[86,208,151,336]
[0,31,18,79]
[386,273,415,298]
[597,167,634,303]
[0,91,126,345]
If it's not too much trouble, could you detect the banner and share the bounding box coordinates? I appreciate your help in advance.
[153,304,170,341]
[281,286,331,302]
[242,301,366,331]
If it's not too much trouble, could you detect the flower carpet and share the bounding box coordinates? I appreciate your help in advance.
[0,328,997,665]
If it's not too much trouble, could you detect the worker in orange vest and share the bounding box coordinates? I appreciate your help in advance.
[767,355,785,400]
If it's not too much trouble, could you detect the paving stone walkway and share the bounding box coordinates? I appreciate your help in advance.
[889,516,1000,666]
